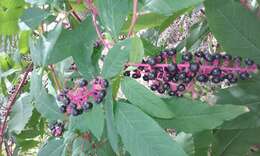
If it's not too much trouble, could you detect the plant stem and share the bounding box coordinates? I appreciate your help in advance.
[0,63,33,153]
[49,65,62,91]
[85,0,109,48]
[128,0,139,37]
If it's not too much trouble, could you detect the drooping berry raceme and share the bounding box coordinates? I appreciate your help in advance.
[124,49,258,97]
[48,121,64,137]
[57,77,109,116]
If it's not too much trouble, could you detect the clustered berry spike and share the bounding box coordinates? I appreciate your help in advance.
[48,121,64,137]
[57,77,109,116]
[124,49,258,97]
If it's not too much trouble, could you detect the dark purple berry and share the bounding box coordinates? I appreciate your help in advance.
[148,72,156,80]
[95,97,103,104]
[234,56,242,62]
[204,53,213,62]
[229,77,238,84]
[244,58,254,66]
[223,54,232,60]
[182,53,193,62]
[212,77,221,84]
[82,101,93,111]
[147,57,156,66]
[155,56,163,63]
[196,74,208,83]
[240,72,250,80]
[211,68,222,76]
[143,75,149,81]
[225,73,234,81]
[71,103,77,109]
[195,51,204,58]
[167,49,177,56]
[168,91,176,96]
[189,63,200,72]
[157,87,165,94]
[163,83,170,90]
[183,76,192,83]
[59,105,67,113]
[213,53,222,60]
[124,71,131,76]
[72,108,80,116]
[79,79,88,87]
[132,73,141,79]
[103,79,109,88]
[160,51,168,58]
[150,84,158,91]
[61,96,70,105]
[177,84,185,92]
[178,72,187,80]
[138,66,145,71]
[167,64,178,73]
[99,90,106,98]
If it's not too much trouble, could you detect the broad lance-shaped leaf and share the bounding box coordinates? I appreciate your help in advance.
[116,102,188,156]
[30,70,64,121]
[102,39,130,78]
[156,98,248,133]
[20,6,49,29]
[143,0,204,16]
[205,0,260,63]
[193,131,213,156]
[212,128,260,156]
[104,87,120,153]
[38,138,65,156]
[174,132,195,156]
[121,77,174,119]
[69,105,104,140]
[95,0,130,38]
[216,74,260,129]
[129,37,144,63]
[8,93,33,134]
[30,15,97,79]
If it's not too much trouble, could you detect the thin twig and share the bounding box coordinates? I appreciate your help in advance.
[49,65,62,91]
[85,0,108,48]
[0,63,33,152]
[128,0,139,37]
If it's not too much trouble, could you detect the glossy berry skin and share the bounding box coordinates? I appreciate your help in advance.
[103,79,109,88]
[72,108,80,116]
[79,79,88,87]
[150,84,158,91]
[178,72,187,80]
[59,105,67,113]
[168,64,178,73]
[82,102,93,112]
[240,72,250,80]
[132,73,141,79]
[204,53,213,62]
[244,58,254,66]
[147,57,156,66]
[124,71,131,76]
[196,74,208,83]
[143,75,149,81]
[182,53,193,62]
[99,90,107,98]
[223,54,232,60]
[148,72,156,80]
[211,68,222,77]
[163,83,170,90]
[195,51,204,58]
[189,63,200,72]
[213,53,222,60]
[157,87,165,94]
[167,49,177,56]
[177,84,185,92]
[168,91,176,96]
[95,97,103,104]
[212,77,221,84]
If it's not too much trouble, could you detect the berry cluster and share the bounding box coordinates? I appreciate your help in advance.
[58,77,109,116]
[49,121,64,137]
[124,49,258,97]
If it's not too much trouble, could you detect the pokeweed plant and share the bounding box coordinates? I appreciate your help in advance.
[0,0,260,156]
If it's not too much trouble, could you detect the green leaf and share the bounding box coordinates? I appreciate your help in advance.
[72,138,90,156]
[96,141,116,156]
[30,16,97,79]
[17,139,40,152]
[30,70,64,121]
[156,98,249,133]
[175,132,195,156]
[8,93,33,134]
[193,131,213,156]
[176,19,209,51]
[121,77,174,119]
[142,0,204,16]
[122,13,168,32]
[129,37,144,63]
[20,7,49,29]
[19,31,31,55]
[95,0,130,38]
[212,128,260,156]
[141,38,161,56]
[38,138,65,156]
[216,75,260,129]
[205,0,260,63]
[102,39,131,78]
[116,102,188,156]
[104,87,119,153]
[69,105,104,140]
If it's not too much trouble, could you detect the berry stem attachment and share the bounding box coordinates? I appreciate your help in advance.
[0,63,33,152]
